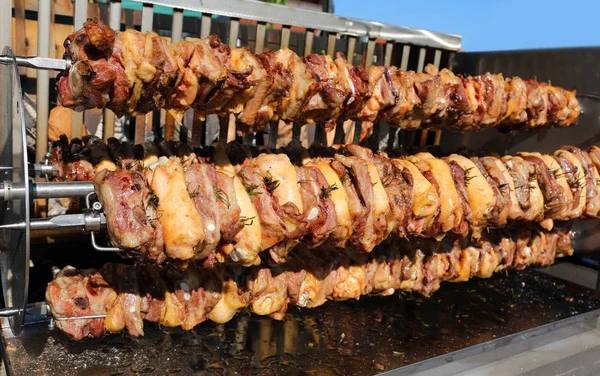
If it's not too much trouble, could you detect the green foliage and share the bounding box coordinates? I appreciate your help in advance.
[265,0,288,4]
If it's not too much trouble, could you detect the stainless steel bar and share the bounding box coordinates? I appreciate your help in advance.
[32,182,95,199]
[129,0,462,50]
[171,8,184,42]
[109,0,122,31]
[36,0,52,164]
[30,214,87,231]
[303,30,314,57]
[0,56,68,71]
[327,33,337,57]
[346,36,356,63]
[255,22,266,54]
[200,14,212,39]
[104,0,122,141]
[74,0,88,30]
[141,3,154,32]
[433,49,442,69]
[229,18,240,48]
[225,19,241,143]
[400,45,411,70]
[71,0,88,140]
[417,47,427,73]
[303,29,315,146]
[280,26,291,49]
[54,315,107,321]
[365,39,376,67]
[0,0,10,50]
[384,42,393,66]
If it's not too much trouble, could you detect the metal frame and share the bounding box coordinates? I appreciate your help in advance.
[131,0,461,50]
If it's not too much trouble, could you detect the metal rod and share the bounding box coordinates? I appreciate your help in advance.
[0,0,10,51]
[35,0,52,164]
[346,36,356,64]
[74,0,88,30]
[171,8,184,43]
[71,0,89,140]
[326,33,337,57]
[400,45,411,70]
[200,13,212,38]
[365,39,376,67]
[280,26,291,49]
[304,30,314,57]
[103,0,121,141]
[141,3,154,32]
[433,49,442,69]
[32,182,95,199]
[109,0,122,31]
[0,56,68,71]
[255,22,266,54]
[54,314,107,321]
[384,42,394,67]
[417,47,427,73]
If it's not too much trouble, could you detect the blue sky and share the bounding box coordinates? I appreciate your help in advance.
[334,0,600,51]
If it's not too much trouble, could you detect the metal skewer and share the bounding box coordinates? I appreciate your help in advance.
[0,55,70,71]
[0,304,106,322]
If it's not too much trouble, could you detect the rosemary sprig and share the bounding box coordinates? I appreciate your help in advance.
[550,168,566,180]
[243,183,261,196]
[570,175,587,190]
[215,187,230,208]
[146,212,163,228]
[147,188,159,210]
[263,171,280,194]
[497,183,510,196]
[463,167,476,187]
[320,183,339,200]
[339,172,349,185]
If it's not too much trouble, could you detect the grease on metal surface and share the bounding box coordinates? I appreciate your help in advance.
[4,269,600,376]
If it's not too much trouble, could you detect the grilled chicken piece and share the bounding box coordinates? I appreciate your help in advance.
[414,152,464,235]
[46,267,115,340]
[144,158,204,260]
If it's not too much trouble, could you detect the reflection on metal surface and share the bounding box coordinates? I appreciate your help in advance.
[5,269,600,375]
[0,47,30,337]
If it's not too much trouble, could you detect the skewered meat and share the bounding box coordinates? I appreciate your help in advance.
[58,20,580,132]
[46,228,574,340]
[53,137,600,265]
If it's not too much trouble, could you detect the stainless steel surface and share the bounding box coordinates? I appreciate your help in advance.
[141,3,154,32]
[0,56,68,71]
[74,0,88,30]
[4,268,600,375]
[31,182,95,199]
[0,48,30,337]
[0,181,94,200]
[0,211,106,232]
[171,8,184,42]
[131,0,461,50]
[0,0,10,55]
[387,309,600,376]
[30,163,56,178]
